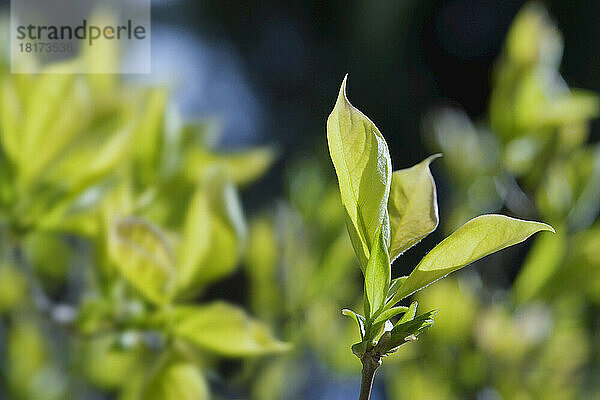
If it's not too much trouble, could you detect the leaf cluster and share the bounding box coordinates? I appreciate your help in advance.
[0,48,285,400]
[327,76,553,362]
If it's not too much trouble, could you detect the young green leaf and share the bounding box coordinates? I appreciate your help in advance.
[327,75,392,269]
[342,309,366,339]
[375,310,437,354]
[386,310,437,352]
[390,214,554,303]
[169,302,288,357]
[372,306,409,326]
[364,228,391,318]
[392,310,437,337]
[396,301,417,325]
[386,276,407,303]
[388,155,440,261]
[109,217,176,305]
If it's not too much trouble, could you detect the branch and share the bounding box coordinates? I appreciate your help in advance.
[358,350,381,400]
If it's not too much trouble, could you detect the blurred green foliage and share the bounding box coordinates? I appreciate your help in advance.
[243,156,363,398]
[0,41,284,399]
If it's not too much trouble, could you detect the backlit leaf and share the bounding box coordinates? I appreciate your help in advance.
[327,75,392,269]
[184,146,276,186]
[391,215,554,303]
[396,301,417,325]
[109,217,176,305]
[386,276,407,303]
[169,302,288,357]
[21,75,91,186]
[342,309,366,339]
[372,306,409,326]
[375,310,437,355]
[364,228,390,318]
[388,155,440,260]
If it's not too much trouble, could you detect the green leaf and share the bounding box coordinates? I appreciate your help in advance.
[80,335,143,390]
[342,309,366,339]
[202,172,247,283]
[388,155,440,260]
[386,276,407,303]
[397,301,417,325]
[375,310,437,354]
[176,171,247,296]
[144,362,208,400]
[537,90,599,128]
[390,214,554,303]
[364,228,391,318]
[124,359,209,400]
[109,217,176,305]
[372,306,409,326]
[390,311,437,347]
[392,310,437,337]
[0,77,22,165]
[42,114,132,193]
[169,302,288,357]
[177,185,211,287]
[244,217,279,316]
[184,146,276,186]
[327,75,392,269]
[0,263,27,312]
[20,75,91,187]
[131,89,167,182]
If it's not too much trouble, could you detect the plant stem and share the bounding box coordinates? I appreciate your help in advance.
[358,351,381,400]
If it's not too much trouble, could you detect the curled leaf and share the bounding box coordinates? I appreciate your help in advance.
[388,155,440,260]
[342,309,366,340]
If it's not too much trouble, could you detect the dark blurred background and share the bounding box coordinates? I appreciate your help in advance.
[151,0,600,164]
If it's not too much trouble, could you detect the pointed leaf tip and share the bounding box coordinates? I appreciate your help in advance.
[327,75,392,269]
[389,214,554,303]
